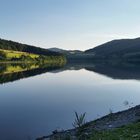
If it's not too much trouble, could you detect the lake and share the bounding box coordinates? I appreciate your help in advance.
[0,62,140,140]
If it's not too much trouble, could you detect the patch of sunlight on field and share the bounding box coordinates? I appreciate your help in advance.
[0,49,39,59]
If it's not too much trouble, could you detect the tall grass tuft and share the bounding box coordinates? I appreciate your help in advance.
[73,111,86,128]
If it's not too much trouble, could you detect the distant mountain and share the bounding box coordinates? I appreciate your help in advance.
[85,38,140,60]
[48,48,93,62]
[0,39,61,56]
[48,48,67,53]
[48,47,83,54]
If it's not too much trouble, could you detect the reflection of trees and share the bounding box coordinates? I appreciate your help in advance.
[0,63,64,84]
[0,51,6,60]
[0,65,6,73]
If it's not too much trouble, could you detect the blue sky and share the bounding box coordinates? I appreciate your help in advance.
[0,0,140,50]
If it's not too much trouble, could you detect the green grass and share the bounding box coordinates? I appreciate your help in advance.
[89,122,140,140]
[0,49,39,59]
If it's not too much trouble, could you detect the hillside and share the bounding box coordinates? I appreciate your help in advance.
[0,39,66,63]
[0,49,39,60]
[0,39,61,56]
[85,38,140,60]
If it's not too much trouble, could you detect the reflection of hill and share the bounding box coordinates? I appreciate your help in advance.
[63,61,140,80]
[1,61,140,84]
[85,62,140,80]
[0,63,64,84]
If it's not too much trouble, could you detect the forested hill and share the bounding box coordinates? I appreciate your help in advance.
[85,38,140,59]
[0,38,61,56]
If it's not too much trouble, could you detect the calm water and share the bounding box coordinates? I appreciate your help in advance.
[0,62,140,140]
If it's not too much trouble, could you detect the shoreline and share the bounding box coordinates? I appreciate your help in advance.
[36,105,140,140]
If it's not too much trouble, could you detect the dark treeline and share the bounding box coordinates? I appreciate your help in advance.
[0,39,61,56]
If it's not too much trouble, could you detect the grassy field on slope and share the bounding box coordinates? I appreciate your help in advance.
[0,49,39,59]
[0,49,66,64]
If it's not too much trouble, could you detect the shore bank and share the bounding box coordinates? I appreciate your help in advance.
[36,105,140,140]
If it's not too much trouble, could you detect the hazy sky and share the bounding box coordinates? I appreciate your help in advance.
[1,0,140,50]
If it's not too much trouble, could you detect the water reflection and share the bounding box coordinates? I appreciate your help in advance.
[1,61,140,84]
[0,63,64,84]
[0,61,140,140]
